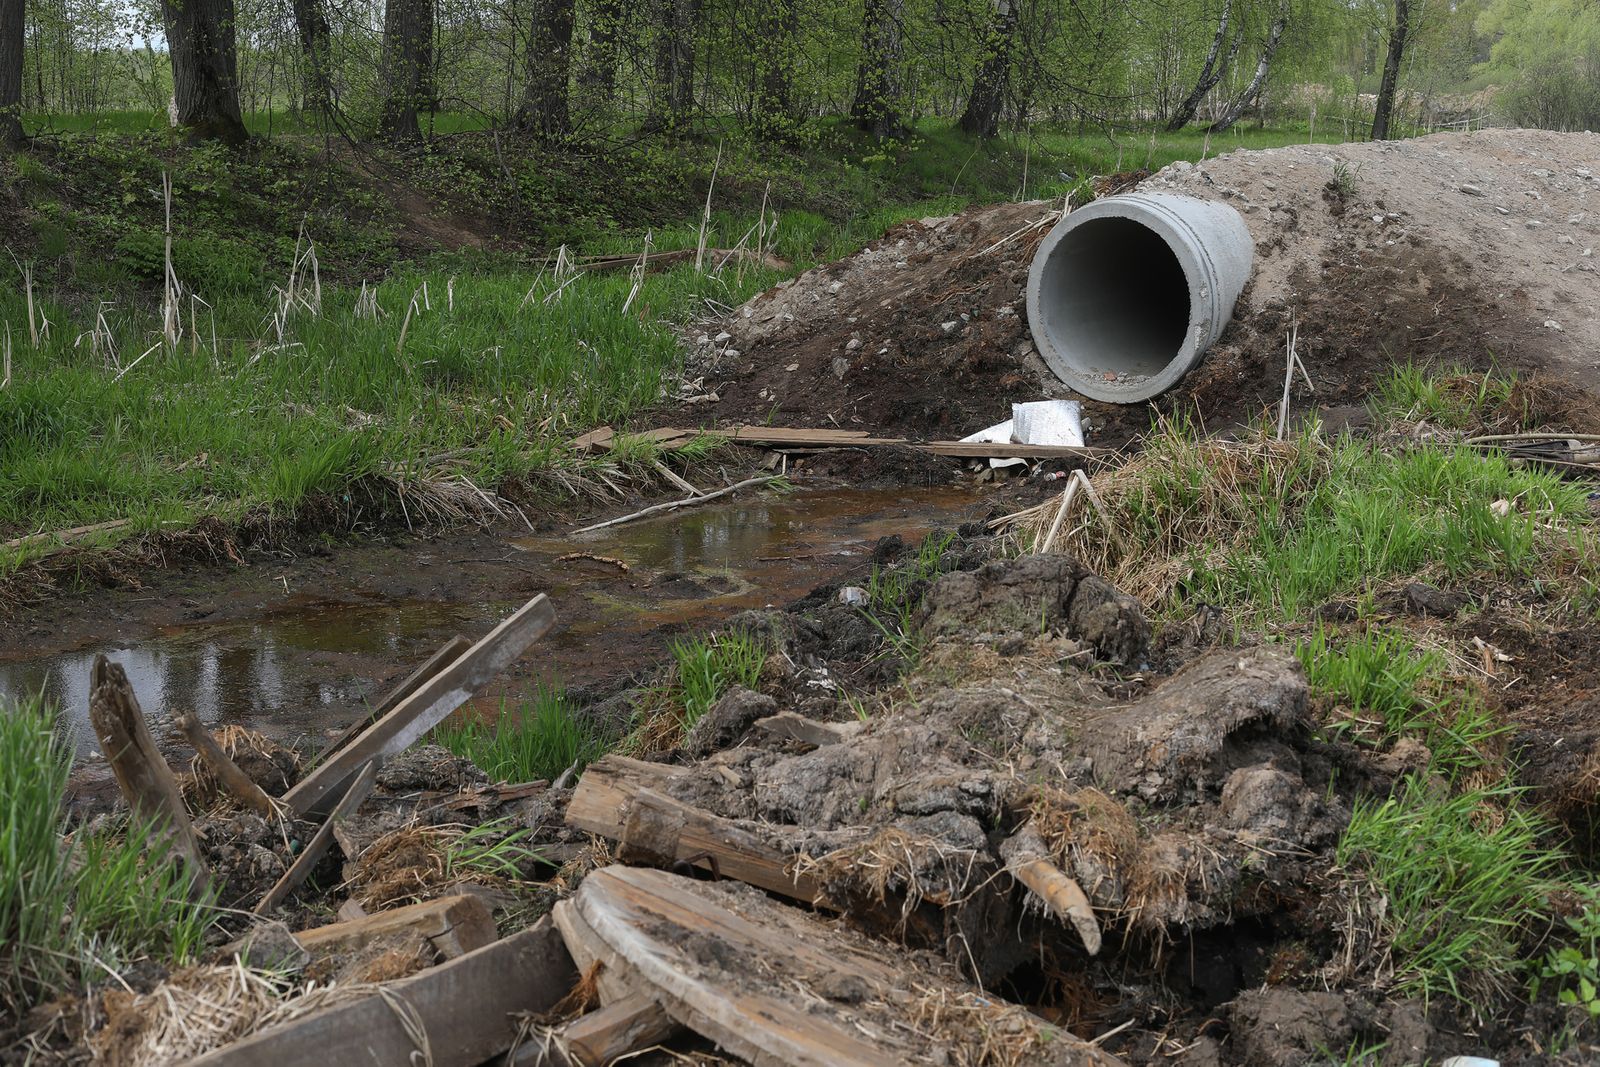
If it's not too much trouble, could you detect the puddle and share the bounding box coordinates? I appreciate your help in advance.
[0,485,984,753]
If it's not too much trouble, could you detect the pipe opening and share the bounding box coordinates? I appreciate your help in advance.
[1035,216,1191,381]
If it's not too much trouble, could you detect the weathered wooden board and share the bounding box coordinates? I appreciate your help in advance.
[573,866,1126,1067]
[190,918,578,1067]
[561,993,680,1066]
[284,595,555,816]
[311,634,472,769]
[254,761,378,915]
[572,424,1108,461]
[566,756,821,904]
[293,893,497,960]
[177,713,277,817]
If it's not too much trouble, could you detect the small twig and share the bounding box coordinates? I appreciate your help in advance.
[573,476,783,535]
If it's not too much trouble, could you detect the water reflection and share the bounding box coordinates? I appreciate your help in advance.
[1,485,985,752]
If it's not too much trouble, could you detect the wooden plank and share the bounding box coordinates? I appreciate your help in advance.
[311,635,473,770]
[284,595,556,816]
[573,866,1128,1067]
[255,761,378,915]
[552,898,650,1004]
[190,917,579,1067]
[572,423,1108,461]
[293,893,497,960]
[561,994,680,1066]
[87,655,209,891]
[176,713,277,818]
[566,757,820,904]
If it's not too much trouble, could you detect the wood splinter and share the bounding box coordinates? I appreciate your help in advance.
[176,713,278,818]
[1000,827,1102,956]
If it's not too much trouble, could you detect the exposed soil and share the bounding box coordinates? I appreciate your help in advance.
[678,129,1600,445]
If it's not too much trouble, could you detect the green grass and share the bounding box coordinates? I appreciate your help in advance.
[859,530,958,662]
[671,629,769,728]
[431,686,607,783]
[1336,776,1561,1009]
[1297,625,1505,777]
[0,695,215,1012]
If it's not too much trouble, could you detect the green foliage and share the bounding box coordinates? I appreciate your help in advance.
[0,696,214,1012]
[442,820,544,881]
[1370,365,1528,431]
[431,687,607,783]
[1298,625,1504,776]
[1535,885,1600,1018]
[1337,777,1561,1006]
[859,530,958,663]
[671,629,769,727]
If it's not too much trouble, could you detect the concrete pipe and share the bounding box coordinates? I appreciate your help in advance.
[1026,193,1254,404]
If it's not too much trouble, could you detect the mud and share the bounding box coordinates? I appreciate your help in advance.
[681,129,1600,446]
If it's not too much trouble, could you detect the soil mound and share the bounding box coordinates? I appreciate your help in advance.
[683,129,1600,444]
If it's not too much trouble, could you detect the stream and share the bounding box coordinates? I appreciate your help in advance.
[1,485,987,754]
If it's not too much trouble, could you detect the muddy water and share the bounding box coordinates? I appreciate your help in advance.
[0,486,984,753]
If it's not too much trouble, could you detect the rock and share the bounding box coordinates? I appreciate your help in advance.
[918,555,1150,666]
[681,686,778,758]
[845,337,862,352]
[1393,581,1467,617]
[223,920,310,974]
[832,356,851,379]
[1458,183,1484,196]
[1080,647,1308,804]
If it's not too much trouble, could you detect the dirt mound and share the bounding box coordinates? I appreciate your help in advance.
[683,129,1600,444]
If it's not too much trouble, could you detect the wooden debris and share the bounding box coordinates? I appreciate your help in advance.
[189,918,578,1067]
[1000,827,1102,955]
[575,247,788,273]
[312,634,472,768]
[255,761,379,915]
[176,713,277,818]
[567,756,822,904]
[559,993,680,1067]
[753,711,863,748]
[293,893,497,961]
[573,423,1109,462]
[284,595,556,816]
[568,865,1126,1067]
[87,655,209,890]
[3,517,133,554]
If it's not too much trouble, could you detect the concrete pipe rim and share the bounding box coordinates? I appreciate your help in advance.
[1026,195,1227,404]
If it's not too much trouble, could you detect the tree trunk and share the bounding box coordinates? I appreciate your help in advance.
[161,0,249,145]
[958,0,1019,139]
[646,0,696,131]
[851,0,905,138]
[517,0,575,137]
[578,0,625,102]
[1166,0,1240,131]
[1370,0,1409,140]
[0,0,22,149]
[378,0,434,140]
[749,0,796,141]
[288,0,334,118]
[1206,0,1287,134]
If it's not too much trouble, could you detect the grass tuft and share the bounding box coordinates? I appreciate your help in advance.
[1337,776,1560,1008]
[431,686,607,783]
[671,629,769,728]
[1,695,215,1013]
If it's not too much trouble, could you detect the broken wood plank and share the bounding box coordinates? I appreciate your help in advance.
[3,517,133,552]
[561,993,680,1066]
[284,595,556,816]
[293,893,496,960]
[576,248,788,273]
[566,757,821,904]
[88,655,209,891]
[255,761,379,915]
[176,713,277,818]
[573,865,1127,1067]
[552,899,650,1004]
[189,917,578,1067]
[753,712,863,748]
[311,634,473,769]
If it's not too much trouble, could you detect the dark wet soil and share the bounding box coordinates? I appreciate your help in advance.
[0,480,1002,762]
